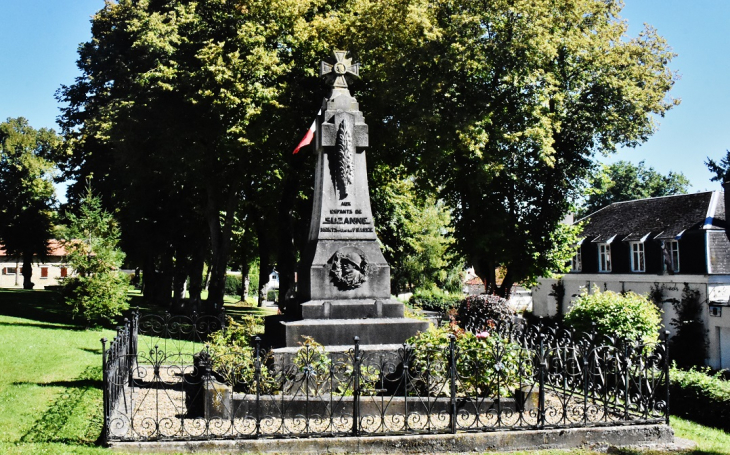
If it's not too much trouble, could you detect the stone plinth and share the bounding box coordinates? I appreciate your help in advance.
[282,317,429,347]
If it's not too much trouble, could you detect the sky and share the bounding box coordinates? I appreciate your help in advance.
[1,0,729,195]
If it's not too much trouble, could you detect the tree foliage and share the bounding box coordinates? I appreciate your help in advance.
[670,284,708,369]
[61,189,129,326]
[0,117,58,289]
[57,0,678,307]
[580,160,690,216]
[373,174,460,294]
[57,0,311,311]
[705,150,730,183]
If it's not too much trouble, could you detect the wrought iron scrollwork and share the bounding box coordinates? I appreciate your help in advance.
[101,311,669,442]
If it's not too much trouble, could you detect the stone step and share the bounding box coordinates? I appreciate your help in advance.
[300,299,404,319]
[271,342,406,367]
[281,317,430,347]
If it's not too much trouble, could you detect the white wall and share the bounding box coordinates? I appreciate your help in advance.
[533,273,730,369]
[0,257,69,289]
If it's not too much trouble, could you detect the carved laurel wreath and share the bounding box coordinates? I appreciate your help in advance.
[335,117,354,197]
[329,248,370,290]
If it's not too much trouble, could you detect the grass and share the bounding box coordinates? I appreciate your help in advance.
[0,288,729,454]
[0,289,115,454]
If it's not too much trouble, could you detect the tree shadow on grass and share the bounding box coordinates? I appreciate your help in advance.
[0,289,81,326]
[13,377,103,390]
[0,289,143,330]
[0,320,88,331]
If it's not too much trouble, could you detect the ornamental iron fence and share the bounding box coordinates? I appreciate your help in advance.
[101,312,669,442]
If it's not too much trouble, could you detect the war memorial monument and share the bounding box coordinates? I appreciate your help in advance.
[268,51,429,349]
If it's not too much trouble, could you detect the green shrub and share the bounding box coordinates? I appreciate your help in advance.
[457,294,515,333]
[206,316,270,392]
[407,325,531,397]
[409,286,463,312]
[564,288,662,345]
[670,365,730,433]
[62,271,130,326]
[224,274,243,297]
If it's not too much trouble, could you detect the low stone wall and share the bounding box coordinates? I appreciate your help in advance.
[110,423,677,453]
[202,380,538,421]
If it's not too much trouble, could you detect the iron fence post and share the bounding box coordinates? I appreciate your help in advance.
[623,340,630,421]
[352,336,361,436]
[101,337,108,444]
[582,350,589,426]
[254,336,261,437]
[203,345,212,437]
[537,329,545,428]
[663,330,670,425]
[403,342,410,433]
[449,334,457,434]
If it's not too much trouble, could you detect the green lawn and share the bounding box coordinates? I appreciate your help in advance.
[0,289,115,454]
[0,288,728,454]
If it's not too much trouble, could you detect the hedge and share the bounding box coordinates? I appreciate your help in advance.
[224,274,243,297]
[408,287,463,312]
[670,365,730,432]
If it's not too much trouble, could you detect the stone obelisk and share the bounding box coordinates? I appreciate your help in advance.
[280,50,428,347]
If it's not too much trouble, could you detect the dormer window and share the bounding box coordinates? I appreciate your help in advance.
[571,248,582,272]
[598,243,611,272]
[630,242,645,272]
[668,240,680,273]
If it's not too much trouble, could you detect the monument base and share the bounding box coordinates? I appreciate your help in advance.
[280,316,429,347]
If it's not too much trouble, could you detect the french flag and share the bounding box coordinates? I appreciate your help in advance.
[292,109,322,154]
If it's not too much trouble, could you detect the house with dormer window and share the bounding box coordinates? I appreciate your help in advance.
[533,190,730,370]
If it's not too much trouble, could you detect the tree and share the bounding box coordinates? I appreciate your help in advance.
[372,173,461,294]
[0,117,58,289]
[342,0,679,295]
[580,161,690,216]
[670,284,708,369]
[61,188,129,326]
[57,0,310,311]
[705,150,730,183]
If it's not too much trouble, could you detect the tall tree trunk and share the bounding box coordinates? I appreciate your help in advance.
[172,254,189,306]
[22,252,33,289]
[156,251,174,307]
[205,188,236,314]
[239,262,250,302]
[255,215,271,308]
[473,255,496,294]
[171,253,188,310]
[142,254,156,300]
[188,241,206,312]
[277,165,300,311]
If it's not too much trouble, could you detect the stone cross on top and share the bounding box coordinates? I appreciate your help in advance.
[320,50,360,90]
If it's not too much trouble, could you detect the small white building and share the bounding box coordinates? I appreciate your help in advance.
[0,240,70,288]
[533,191,730,370]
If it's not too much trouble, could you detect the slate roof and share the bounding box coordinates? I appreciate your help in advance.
[578,191,725,242]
